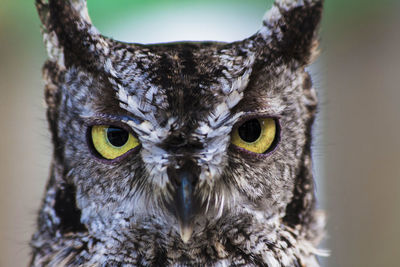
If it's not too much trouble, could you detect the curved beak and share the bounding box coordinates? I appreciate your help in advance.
[167,164,199,243]
[176,173,195,243]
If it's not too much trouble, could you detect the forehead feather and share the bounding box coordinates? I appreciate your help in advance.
[110,42,256,127]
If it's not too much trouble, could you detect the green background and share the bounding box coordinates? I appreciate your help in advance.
[1,1,400,266]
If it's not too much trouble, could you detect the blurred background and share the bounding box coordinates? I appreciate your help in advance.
[1,0,399,266]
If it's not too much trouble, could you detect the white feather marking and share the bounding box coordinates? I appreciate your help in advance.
[259,5,282,40]
[127,95,145,117]
[205,192,211,213]
[144,85,158,103]
[225,90,243,109]
[43,31,65,68]
[217,192,225,218]
[276,0,309,11]
[137,121,154,135]
[105,58,118,78]
[264,251,280,267]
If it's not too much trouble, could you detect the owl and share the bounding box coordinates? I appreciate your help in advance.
[31,0,325,266]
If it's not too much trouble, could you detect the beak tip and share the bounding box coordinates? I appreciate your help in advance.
[179,226,194,243]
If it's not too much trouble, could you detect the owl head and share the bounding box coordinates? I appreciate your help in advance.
[35,0,322,252]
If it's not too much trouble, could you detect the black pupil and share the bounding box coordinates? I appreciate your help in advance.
[107,127,129,147]
[238,119,262,143]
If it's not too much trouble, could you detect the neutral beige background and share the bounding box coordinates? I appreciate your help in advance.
[1,1,400,267]
[320,6,400,267]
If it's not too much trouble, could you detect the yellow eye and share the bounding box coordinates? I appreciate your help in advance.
[91,125,140,160]
[231,118,277,154]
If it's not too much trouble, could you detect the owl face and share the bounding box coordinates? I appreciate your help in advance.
[56,42,313,240]
[35,0,323,262]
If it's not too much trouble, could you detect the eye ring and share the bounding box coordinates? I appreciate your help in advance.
[87,124,141,162]
[231,117,280,156]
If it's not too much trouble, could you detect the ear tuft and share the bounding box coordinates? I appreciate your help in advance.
[35,0,110,70]
[258,0,323,65]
